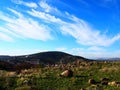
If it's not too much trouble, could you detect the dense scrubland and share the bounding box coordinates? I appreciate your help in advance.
[0,60,120,90]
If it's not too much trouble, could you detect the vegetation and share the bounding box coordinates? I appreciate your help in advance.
[0,61,120,90]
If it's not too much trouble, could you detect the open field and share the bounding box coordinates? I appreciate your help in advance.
[0,61,120,90]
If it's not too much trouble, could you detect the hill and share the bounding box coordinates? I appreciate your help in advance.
[0,51,89,71]
[1,57,120,90]
[16,51,88,64]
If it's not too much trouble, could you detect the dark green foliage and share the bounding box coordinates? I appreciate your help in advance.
[0,77,17,90]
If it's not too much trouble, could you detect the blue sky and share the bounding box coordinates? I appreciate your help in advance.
[0,0,120,58]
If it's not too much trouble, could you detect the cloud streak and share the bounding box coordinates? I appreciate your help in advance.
[11,0,38,8]
[0,8,53,41]
[27,0,120,47]
[0,32,14,42]
[1,0,120,47]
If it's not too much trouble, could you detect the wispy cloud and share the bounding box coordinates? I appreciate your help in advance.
[0,8,53,41]
[39,0,54,13]
[39,0,64,16]
[0,32,14,42]
[11,0,38,8]
[1,0,120,47]
[27,1,120,47]
[23,2,38,8]
[27,9,63,23]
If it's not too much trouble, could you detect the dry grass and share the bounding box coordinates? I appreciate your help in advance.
[99,66,119,72]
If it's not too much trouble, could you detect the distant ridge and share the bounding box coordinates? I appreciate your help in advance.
[0,55,11,60]
[0,51,88,63]
[0,51,120,62]
[0,51,89,71]
[15,51,88,64]
[96,57,120,61]
[1,51,120,71]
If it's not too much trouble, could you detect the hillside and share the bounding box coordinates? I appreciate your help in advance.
[1,52,120,90]
[1,59,120,90]
[0,51,89,71]
[16,51,88,64]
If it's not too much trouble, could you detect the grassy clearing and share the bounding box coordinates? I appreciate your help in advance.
[0,61,120,90]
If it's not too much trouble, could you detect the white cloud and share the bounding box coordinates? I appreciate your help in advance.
[27,1,120,47]
[60,18,120,46]
[27,9,63,24]
[39,0,60,14]
[0,32,14,42]
[8,8,23,18]
[24,2,38,8]
[0,9,53,41]
[1,0,120,47]
[0,27,25,39]
[11,0,38,8]
[39,0,52,13]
